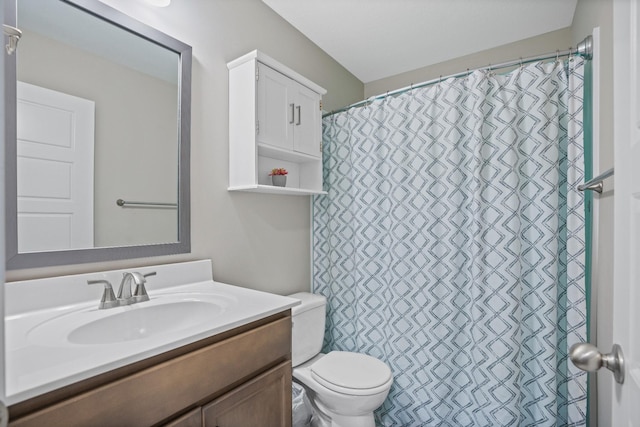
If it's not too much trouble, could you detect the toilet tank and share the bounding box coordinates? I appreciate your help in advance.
[288,292,326,367]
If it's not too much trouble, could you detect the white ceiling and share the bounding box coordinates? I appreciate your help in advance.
[261,0,578,83]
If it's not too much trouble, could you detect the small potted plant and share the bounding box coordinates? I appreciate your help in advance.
[269,168,288,187]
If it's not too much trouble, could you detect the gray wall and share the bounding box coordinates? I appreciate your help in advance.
[365,28,572,97]
[7,0,364,296]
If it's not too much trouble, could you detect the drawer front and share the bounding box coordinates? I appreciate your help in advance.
[10,316,291,427]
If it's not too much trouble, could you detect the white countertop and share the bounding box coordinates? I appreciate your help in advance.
[5,260,299,405]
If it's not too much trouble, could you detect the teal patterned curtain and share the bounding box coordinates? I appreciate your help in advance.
[313,58,588,426]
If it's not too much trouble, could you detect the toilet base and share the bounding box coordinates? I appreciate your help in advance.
[329,413,375,427]
[310,395,376,427]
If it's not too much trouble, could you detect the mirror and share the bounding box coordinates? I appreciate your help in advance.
[5,0,192,269]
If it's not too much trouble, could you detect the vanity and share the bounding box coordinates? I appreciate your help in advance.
[5,260,299,426]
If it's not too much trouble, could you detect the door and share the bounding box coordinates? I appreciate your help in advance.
[292,84,321,157]
[1,4,8,425]
[257,63,294,151]
[611,0,640,424]
[16,81,95,252]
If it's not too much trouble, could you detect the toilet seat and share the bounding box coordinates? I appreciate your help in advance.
[310,351,393,396]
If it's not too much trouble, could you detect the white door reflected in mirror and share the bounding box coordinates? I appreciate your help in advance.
[16,81,94,253]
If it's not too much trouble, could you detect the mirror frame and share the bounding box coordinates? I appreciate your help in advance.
[5,0,192,270]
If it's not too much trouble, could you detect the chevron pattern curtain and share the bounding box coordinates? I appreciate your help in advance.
[313,58,588,426]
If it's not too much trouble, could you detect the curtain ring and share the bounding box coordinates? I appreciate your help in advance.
[556,49,560,63]
[519,57,523,69]
[569,46,574,61]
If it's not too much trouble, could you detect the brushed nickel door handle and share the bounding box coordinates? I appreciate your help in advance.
[569,343,625,384]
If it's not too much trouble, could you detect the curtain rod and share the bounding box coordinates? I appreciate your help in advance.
[324,35,593,118]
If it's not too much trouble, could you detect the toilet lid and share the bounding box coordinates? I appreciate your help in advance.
[310,351,392,392]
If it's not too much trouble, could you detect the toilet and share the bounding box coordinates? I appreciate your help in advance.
[289,292,393,427]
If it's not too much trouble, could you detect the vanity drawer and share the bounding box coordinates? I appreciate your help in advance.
[9,315,292,427]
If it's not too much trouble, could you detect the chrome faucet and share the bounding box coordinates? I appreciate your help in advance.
[117,272,141,305]
[88,271,157,309]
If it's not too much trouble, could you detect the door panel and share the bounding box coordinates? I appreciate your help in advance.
[16,82,95,252]
[612,0,640,425]
[203,362,292,427]
[293,84,321,157]
[257,63,294,151]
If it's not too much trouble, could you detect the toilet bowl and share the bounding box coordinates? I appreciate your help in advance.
[289,292,393,427]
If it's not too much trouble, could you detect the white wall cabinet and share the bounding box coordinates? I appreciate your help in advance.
[228,51,327,195]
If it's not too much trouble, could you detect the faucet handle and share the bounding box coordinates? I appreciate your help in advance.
[132,271,156,303]
[87,279,119,309]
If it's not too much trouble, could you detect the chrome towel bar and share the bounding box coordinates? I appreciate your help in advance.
[116,198,177,208]
[577,168,614,193]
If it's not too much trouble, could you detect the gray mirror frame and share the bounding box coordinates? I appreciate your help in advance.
[5,0,191,270]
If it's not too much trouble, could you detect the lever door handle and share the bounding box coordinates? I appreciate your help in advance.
[569,342,625,384]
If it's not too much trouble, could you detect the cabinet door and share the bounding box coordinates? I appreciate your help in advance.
[257,64,294,151]
[163,408,202,427]
[203,362,292,427]
[292,85,322,157]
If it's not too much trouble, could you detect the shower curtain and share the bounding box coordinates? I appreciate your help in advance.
[313,58,587,426]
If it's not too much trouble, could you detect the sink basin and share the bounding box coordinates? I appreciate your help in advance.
[69,300,223,344]
[28,295,227,346]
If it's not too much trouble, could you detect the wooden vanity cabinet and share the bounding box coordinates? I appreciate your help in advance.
[8,312,293,427]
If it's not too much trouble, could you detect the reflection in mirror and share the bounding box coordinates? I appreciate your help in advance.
[6,0,192,269]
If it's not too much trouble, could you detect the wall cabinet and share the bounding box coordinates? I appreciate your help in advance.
[228,50,327,195]
[8,313,292,427]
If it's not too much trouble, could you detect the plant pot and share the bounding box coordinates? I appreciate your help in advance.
[271,175,287,187]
